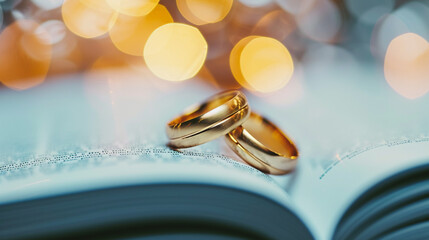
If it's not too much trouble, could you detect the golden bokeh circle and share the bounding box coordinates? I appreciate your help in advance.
[176,0,233,25]
[230,36,294,93]
[62,0,118,38]
[143,23,208,81]
[106,0,159,17]
[109,4,173,56]
[0,20,52,90]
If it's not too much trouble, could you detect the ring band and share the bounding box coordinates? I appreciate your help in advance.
[167,91,250,148]
[225,112,298,175]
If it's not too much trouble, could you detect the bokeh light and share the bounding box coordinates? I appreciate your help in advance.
[0,0,20,12]
[252,9,295,42]
[275,0,315,15]
[371,15,408,61]
[176,0,233,25]
[109,4,173,56]
[230,36,294,93]
[198,21,231,60]
[62,0,118,38]
[32,0,63,11]
[11,9,25,21]
[225,1,275,45]
[0,20,52,90]
[0,5,3,29]
[346,0,393,25]
[1,0,427,99]
[239,0,273,8]
[143,23,208,81]
[19,21,54,63]
[390,1,429,40]
[230,36,257,89]
[38,20,67,45]
[371,1,429,61]
[106,0,159,17]
[384,33,429,99]
[296,0,341,43]
[39,20,83,75]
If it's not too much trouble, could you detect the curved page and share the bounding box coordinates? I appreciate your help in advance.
[0,75,313,239]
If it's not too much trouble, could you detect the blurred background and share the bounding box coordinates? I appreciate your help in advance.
[1,0,428,93]
[1,0,429,172]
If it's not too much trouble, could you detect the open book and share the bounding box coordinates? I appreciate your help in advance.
[1,67,429,240]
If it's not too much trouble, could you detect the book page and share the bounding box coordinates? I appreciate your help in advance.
[0,143,288,205]
[299,137,429,240]
[0,71,295,217]
[3,56,429,239]
[257,60,429,240]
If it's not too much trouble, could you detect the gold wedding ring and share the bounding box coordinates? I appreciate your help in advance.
[166,91,298,175]
[225,112,298,175]
[167,91,250,148]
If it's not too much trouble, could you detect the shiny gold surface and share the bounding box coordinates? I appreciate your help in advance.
[225,112,298,175]
[167,91,250,148]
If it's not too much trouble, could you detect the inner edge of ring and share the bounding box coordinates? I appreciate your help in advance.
[241,116,299,160]
[245,130,299,160]
[263,117,299,159]
[230,135,294,174]
[169,103,249,141]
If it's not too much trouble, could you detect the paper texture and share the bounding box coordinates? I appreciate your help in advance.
[0,73,293,216]
[2,59,429,239]
[271,60,429,239]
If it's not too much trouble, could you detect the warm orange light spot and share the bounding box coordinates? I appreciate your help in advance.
[0,20,52,90]
[62,0,118,38]
[176,0,233,25]
[384,33,429,99]
[106,0,159,16]
[230,36,294,93]
[143,23,208,81]
[109,4,173,56]
[230,36,258,90]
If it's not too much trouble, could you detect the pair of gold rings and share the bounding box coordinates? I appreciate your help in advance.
[166,91,298,175]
